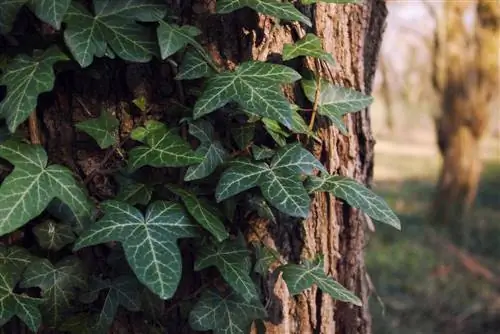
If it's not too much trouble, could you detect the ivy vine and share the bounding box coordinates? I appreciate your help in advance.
[0,0,399,333]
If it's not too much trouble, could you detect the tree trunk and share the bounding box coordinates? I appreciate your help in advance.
[431,1,499,225]
[30,0,386,333]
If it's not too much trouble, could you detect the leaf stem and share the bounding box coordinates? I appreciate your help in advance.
[309,75,321,131]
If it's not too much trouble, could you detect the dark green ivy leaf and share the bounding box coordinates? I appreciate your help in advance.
[306,175,401,229]
[157,22,201,59]
[0,264,42,332]
[0,246,34,272]
[253,244,280,275]
[114,175,153,206]
[74,200,199,299]
[47,199,93,235]
[20,257,88,327]
[75,112,119,149]
[0,47,68,132]
[189,290,266,334]
[217,0,312,27]
[33,219,76,251]
[231,123,255,150]
[28,0,71,29]
[251,145,275,160]
[283,34,335,64]
[0,0,25,34]
[279,258,362,306]
[176,48,215,80]
[194,61,301,128]
[195,238,258,302]
[0,140,94,237]
[301,0,360,3]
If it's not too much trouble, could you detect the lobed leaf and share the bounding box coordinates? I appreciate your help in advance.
[33,220,76,251]
[75,112,119,149]
[28,0,71,29]
[283,34,335,64]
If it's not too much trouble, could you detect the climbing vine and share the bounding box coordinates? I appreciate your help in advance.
[0,0,397,333]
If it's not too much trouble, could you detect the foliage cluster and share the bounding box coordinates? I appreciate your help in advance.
[0,0,398,333]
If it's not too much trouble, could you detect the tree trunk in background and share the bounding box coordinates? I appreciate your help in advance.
[431,1,499,225]
[33,0,386,332]
[379,58,394,134]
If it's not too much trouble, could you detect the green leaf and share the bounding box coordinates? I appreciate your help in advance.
[168,186,229,242]
[80,276,141,332]
[157,22,201,59]
[195,239,258,302]
[216,159,268,202]
[47,199,93,235]
[75,112,119,149]
[306,175,401,229]
[0,47,68,132]
[132,96,147,112]
[63,1,162,67]
[0,140,94,237]
[301,0,360,3]
[185,121,228,181]
[247,194,276,223]
[279,258,362,306]
[20,257,87,327]
[251,145,275,160]
[217,0,312,27]
[254,244,280,275]
[176,48,214,80]
[33,219,75,251]
[283,34,335,64]
[231,123,255,150]
[130,119,164,143]
[262,118,288,147]
[0,264,42,332]
[74,200,199,299]
[0,0,25,34]
[28,0,71,29]
[270,143,326,175]
[290,108,315,137]
[194,61,301,128]
[0,246,34,272]
[128,122,203,172]
[114,176,153,206]
[301,78,373,135]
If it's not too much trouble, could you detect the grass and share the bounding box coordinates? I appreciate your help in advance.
[367,135,500,334]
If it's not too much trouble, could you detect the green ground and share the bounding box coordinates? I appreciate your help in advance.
[367,137,500,334]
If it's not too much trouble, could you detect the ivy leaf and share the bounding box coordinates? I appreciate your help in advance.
[194,61,301,128]
[20,257,87,327]
[63,1,161,67]
[47,199,93,235]
[247,194,276,223]
[251,145,275,161]
[185,121,228,181]
[262,118,288,147]
[231,123,255,150]
[195,238,258,302]
[217,0,312,27]
[301,0,360,3]
[189,290,266,334]
[74,200,199,299]
[168,186,228,242]
[80,276,141,332]
[75,112,119,149]
[302,78,373,135]
[283,34,335,64]
[176,48,214,80]
[216,145,325,217]
[279,258,362,306]
[129,119,164,143]
[254,244,280,275]
[0,140,94,237]
[0,47,68,132]
[306,175,401,229]
[128,122,203,172]
[0,264,42,332]
[33,219,76,251]
[114,176,153,206]
[0,0,25,34]
[28,0,71,29]
[157,22,202,59]
[0,246,34,272]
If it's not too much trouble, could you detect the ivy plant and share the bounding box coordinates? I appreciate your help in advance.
[0,0,399,332]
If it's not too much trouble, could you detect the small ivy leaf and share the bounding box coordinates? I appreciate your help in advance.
[114,176,153,206]
[168,186,229,242]
[95,0,167,22]
[194,61,301,128]
[157,22,201,59]
[0,264,42,332]
[80,276,141,332]
[75,112,119,149]
[270,143,326,175]
[74,200,199,299]
[132,96,148,112]
[290,108,315,137]
[0,246,35,272]
[0,140,94,237]
[189,289,266,334]
[27,0,71,29]
[262,118,288,147]
[33,220,76,251]
[47,199,93,235]
[247,194,276,223]
[279,258,362,306]
[251,145,275,161]
[176,48,215,80]
[195,239,258,302]
[63,1,159,68]
[129,119,164,143]
[185,121,228,181]
[127,122,203,172]
[301,78,373,135]
[301,0,360,3]
[217,0,312,27]
[260,172,310,217]
[0,0,25,34]
[215,159,268,202]
[0,47,68,132]
[254,244,280,275]
[20,257,88,327]
[283,34,335,64]
[306,175,401,229]
[231,123,255,150]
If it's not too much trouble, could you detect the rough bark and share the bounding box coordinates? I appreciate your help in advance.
[431,1,499,225]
